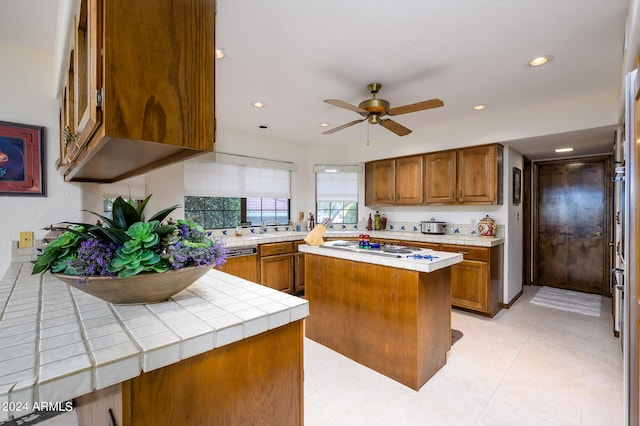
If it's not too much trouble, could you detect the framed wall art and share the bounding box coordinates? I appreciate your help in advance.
[0,120,46,196]
[512,167,521,205]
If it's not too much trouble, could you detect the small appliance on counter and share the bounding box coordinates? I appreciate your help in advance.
[477,215,496,237]
[420,217,446,234]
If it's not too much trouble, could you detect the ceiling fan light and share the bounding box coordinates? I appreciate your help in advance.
[529,55,553,67]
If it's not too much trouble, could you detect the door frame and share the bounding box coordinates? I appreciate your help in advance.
[531,155,613,295]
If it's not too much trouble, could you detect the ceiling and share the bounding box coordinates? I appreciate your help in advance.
[0,0,630,160]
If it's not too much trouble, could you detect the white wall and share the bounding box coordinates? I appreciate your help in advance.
[0,40,96,278]
[504,147,524,304]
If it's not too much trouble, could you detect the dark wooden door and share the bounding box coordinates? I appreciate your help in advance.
[535,156,611,295]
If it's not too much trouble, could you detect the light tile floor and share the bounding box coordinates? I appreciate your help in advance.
[305,285,623,426]
[37,285,622,426]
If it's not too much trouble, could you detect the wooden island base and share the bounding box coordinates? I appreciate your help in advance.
[305,254,451,390]
[75,321,304,425]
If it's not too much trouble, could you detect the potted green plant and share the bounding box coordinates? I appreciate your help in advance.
[32,195,227,304]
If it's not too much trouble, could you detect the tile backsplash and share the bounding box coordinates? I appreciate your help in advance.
[10,241,41,263]
[206,220,503,239]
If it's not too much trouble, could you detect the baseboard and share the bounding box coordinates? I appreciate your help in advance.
[500,289,524,309]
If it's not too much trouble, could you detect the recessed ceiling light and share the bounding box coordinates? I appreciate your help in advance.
[555,147,574,153]
[215,48,225,59]
[473,105,486,110]
[529,55,553,67]
[252,102,266,108]
[320,123,330,127]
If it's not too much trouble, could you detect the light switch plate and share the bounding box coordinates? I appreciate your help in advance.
[18,231,34,248]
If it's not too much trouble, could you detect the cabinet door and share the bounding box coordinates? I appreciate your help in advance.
[73,0,102,149]
[58,52,77,171]
[395,156,424,204]
[294,252,305,293]
[424,151,457,204]
[457,145,499,204]
[365,160,396,206]
[260,254,294,293]
[450,259,489,311]
[218,255,257,282]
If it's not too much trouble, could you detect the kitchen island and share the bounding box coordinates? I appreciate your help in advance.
[0,263,308,425]
[299,243,463,390]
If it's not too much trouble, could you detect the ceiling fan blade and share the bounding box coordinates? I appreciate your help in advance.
[324,99,368,114]
[379,119,412,136]
[386,98,444,116]
[322,118,367,135]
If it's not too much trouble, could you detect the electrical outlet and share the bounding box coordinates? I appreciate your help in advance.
[19,231,34,249]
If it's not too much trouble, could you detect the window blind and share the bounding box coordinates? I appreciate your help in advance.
[316,171,358,202]
[184,161,291,198]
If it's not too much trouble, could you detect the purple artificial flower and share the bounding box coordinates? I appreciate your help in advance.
[67,238,118,277]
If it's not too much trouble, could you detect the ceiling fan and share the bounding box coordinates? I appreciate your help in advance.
[323,83,444,136]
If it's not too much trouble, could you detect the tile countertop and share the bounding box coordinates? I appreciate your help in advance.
[0,263,308,421]
[219,230,504,248]
[298,244,463,274]
[323,231,505,247]
[222,232,307,248]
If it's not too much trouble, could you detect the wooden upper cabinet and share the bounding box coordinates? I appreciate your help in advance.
[457,144,503,204]
[395,155,424,205]
[366,143,503,206]
[58,0,216,182]
[365,159,396,206]
[73,0,102,154]
[424,150,456,204]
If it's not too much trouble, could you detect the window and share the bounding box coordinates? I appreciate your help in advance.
[315,166,359,225]
[317,201,357,224]
[184,196,290,229]
[184,196,241,229]
[183,155,294,228]
[247,197,289,225]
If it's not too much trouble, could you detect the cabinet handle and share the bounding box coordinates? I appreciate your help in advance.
[450,192,454,198]
[62,126,77,147]
[459,190,463,199]
[457,251,469,255]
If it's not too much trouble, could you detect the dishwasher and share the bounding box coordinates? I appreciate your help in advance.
[219,245,258,282]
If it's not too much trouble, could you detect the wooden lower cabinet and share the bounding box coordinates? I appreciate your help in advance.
[293,241,305,294]
[260,253,294,292]
[259,241,294,293]
[75,321,304,425]
[294,252,304,293]
[440,244,503,317]
[217,255,257,282]
[413,241,442,250]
